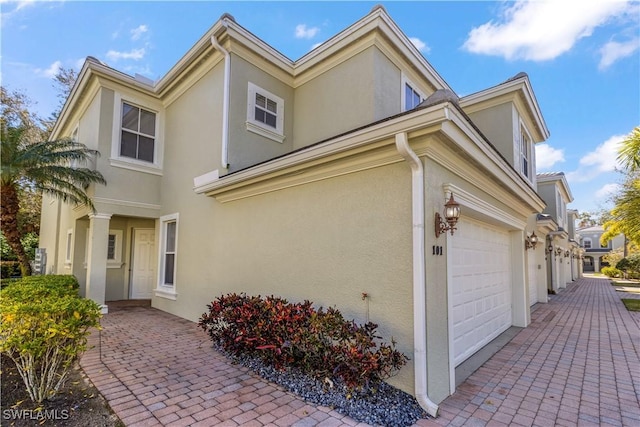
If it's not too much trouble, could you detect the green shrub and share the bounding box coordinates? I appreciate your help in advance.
[1,261,21,279]
[0,275,100,403]
[1,275,79,300]
[199,293,408,390]
[601,266,622,278]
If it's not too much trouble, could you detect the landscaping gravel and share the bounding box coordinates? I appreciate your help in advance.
[218,345,428,427]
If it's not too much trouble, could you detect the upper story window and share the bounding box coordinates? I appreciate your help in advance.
[121,102,156,163]
[583,238,592,249]
[405,84,422,110]
[246,82,284,143]
[401,74,425,112]
[521,128,531,178]
[110,94,163,175]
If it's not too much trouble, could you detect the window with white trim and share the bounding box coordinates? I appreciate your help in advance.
[158,214,178,289]
[583,238,592,249]
[107,230,123,267]
[120,102,156,163]
[246,82,284,143]
[520,127,532,179]
[401,74,425,111]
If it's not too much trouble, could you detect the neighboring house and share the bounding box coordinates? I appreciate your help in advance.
[535,172,582,292]
[39,6,552,411]
[576,226,625,272]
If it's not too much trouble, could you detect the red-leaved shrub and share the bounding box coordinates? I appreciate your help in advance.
[198,293,407,390]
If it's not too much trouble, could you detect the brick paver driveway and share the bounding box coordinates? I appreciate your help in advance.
[81,275,640,426]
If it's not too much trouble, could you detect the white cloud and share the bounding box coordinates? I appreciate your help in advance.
[106,48,145,62]
[409,37,431,54]
[566,133,625,182]
[295,24,319,39]
[130,24,148,41]
[35,60,62,78]
[311,42,323,50]
[535,143,565,170]
[463,0,631,61]
[599,37,640,70]
[595,183,620,200]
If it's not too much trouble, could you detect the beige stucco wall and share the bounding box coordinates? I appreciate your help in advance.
[292,47,402,150]
[466,102,515,168]
[153,160,417,394]
[227,55,294,172]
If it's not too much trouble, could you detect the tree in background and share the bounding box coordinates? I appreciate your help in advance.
[601,126,640,248]
[1,86,105,276]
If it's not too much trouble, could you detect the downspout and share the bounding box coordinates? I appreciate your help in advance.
[395,132,440,418]
[211,24,230,169]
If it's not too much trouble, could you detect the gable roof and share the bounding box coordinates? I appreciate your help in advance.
[537,171,574,203]
[459,72,550,143]
[52,5,454,139]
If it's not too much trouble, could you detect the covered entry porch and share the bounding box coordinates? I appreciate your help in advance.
[73,214,157,312]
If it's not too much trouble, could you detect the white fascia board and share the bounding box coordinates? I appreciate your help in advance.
[443,107,546,212]
[50,60,93,140]
[51,60,155,140]
[193,106,450,196]
[294,7,451,92]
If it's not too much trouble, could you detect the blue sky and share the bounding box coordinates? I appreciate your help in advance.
[2,1,639,215]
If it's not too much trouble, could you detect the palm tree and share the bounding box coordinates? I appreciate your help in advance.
[1,120,106,276]
[617,126,640,173]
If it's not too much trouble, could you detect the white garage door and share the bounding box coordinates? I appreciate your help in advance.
[528,250,538,306]
[451,218,512,366]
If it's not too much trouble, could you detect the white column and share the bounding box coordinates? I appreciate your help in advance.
[86,213,111,314]
[511,230,529,327]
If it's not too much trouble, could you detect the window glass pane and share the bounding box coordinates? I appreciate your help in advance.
[122,103,139,131]
[255,107,266,124]
[255,93,266,109]
[138,136,155,162]
[412,91,420,108]
[266,98,277,114]
[120,131,138,158]
[164,254,175,285]
[139,109,156,136]
[166,222,176,252]
[405,84,413,110]
[107,234,116,260]
[265,112,277,128]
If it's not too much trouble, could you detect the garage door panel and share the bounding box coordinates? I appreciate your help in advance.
[452,218,512,366]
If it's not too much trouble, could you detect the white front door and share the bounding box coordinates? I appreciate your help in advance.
[450,218,512,366]
[131,229,156,299]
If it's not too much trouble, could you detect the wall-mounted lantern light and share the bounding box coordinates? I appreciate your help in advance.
[547,244,554,254]
[525,232,539,250]
[435,193,461,238]
[556,247,563,256]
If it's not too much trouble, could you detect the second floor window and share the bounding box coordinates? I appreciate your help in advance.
[583,239,592,249]
[405,83,422,111]
[121,102,156,163]
[246,82,284,142]
[520,128,531,179]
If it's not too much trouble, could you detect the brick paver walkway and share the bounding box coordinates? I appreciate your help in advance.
[81,275,640,427]
[417,275,640,427]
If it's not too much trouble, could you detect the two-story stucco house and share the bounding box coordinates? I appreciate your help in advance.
[576,225,625,272]
[535,172,582,292]
[39,6,551,412]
